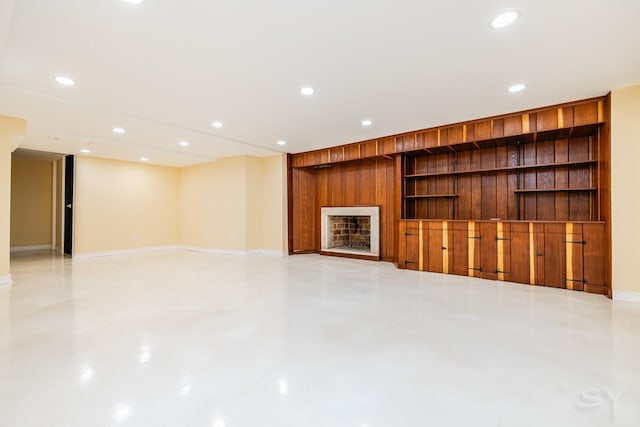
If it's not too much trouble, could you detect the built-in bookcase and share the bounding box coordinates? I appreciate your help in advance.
[403,126,600,222]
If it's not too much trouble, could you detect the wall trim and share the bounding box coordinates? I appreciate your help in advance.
[73,245,183,259]
[247,249,287,256]
[0,275,12,286]
[10,245,53,253]
[183,247,286,256]
[73,245,287,259]
[182,246,248,256]
[613,291,640,303]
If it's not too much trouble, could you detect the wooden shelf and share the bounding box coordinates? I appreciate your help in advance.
[405,194,458,199]
[514,187,597,193]
[404,160,596,179]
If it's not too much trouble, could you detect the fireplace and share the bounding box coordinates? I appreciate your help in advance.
[321,206,380,258]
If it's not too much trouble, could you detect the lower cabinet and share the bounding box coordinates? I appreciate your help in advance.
[397,220,607,295]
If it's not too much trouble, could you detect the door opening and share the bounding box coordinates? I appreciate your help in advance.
[63,155,74,256]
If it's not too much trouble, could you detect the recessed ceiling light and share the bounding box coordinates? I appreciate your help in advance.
[277,140,286,146]
[491,11,519,29]
[508,83,526,93]
[55,75,75,86]
[300,87,315,96]
[179,140,189,147]
[80,149,91,154]
[361,119,373,126]
[211,121,223,128]
[123,0,144,4]
[113,127,125,134]
[140,157,149,162]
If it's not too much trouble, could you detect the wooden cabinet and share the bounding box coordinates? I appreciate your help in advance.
[398,220,607,295]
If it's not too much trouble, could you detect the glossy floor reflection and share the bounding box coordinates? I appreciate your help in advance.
[1,250,639,427]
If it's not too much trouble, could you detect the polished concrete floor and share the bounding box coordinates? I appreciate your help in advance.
[1,250,639,427]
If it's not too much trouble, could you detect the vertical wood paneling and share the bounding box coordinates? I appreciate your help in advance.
[509,223,530,284]
[480,222,498,280]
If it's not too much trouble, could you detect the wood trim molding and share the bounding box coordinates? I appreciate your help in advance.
[529,223,536,285]
[565,222,574,290]
[291,96,607,169]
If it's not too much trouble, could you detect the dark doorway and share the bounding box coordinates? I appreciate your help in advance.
[63,155,74,256]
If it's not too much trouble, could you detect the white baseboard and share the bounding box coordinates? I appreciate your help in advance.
[184,246,286,256]
[247,249,286,256]
[10,245,53,253]
[613,290,640,303]
[0,275,12,286]
[73,245,183,260]
[182,246,249,256]
[73,245,286,260]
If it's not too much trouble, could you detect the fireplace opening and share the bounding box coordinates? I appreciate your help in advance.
[320,206,379,258]
[329,216,371,251]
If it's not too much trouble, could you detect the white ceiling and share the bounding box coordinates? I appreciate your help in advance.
[0,0,639,167]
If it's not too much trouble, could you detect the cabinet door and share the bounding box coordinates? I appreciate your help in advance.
[503,223,531,285]
[449,222,468,276]
[480,222,498,280]
[426,221,444,273]
[467,222,482,278]
[403,222,421,271]
[583,223,607,294]
[565,223,585,291]
[535,223,567,288]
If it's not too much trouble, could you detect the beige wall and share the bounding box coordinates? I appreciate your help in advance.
[0,116,26,281]
[74,156,179,255]
[179,154,287,253]
[179,156,248,250]
[260,154,287,251]
[10,155,53,248]
[611,84,640,295]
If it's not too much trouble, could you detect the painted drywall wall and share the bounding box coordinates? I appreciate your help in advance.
[611,84,640,296]
[261,154,287,252]
[0,115,26,282]
[246,156,264,250]
[74,156,179,255]
[179,156,248,251]
[179,154,287,253]
[10,155,53,248]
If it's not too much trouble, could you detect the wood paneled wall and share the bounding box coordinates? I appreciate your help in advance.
[288,95,611,296]
[289,158,398,261]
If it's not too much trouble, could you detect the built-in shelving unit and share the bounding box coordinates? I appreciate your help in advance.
[402,124,600,222]
[289,95,611,297]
